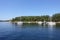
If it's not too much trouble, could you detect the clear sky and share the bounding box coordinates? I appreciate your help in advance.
[0,0,60,20]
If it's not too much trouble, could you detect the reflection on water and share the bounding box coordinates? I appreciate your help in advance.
[0,22,60,40]
[56,23,60,27]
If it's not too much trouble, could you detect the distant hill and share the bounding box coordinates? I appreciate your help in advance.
[0,20,9,22]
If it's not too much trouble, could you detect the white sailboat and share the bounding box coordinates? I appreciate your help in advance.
[47,17,56,26]
[38,21,43,25]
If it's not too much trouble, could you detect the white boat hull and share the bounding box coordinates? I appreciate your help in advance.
[47,22,56,25]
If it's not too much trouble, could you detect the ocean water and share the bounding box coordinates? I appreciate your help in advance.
[0,22,60,40]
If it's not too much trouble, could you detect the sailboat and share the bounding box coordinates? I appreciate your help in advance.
[47,17,56,26]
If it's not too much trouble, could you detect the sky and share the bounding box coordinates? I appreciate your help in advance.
[0,0,60,20]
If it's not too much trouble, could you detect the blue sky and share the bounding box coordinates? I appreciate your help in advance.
[0,0,60,20]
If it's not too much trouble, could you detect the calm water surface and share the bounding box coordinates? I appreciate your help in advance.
[0,22,60,40]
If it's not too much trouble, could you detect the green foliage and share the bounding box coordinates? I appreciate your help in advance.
[11,13,60,22]
[11,16,50,22]
[52,13,60,22]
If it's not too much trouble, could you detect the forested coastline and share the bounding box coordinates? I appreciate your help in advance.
[11,13,60,22]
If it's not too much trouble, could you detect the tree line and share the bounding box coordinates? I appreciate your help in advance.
[11,13,60,22]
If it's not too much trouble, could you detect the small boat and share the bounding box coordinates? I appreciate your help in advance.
[17,21,23,25]
[38,21,43,25]
[47,22,56,26]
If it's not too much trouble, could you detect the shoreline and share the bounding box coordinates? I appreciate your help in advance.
[10,21,60,24]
